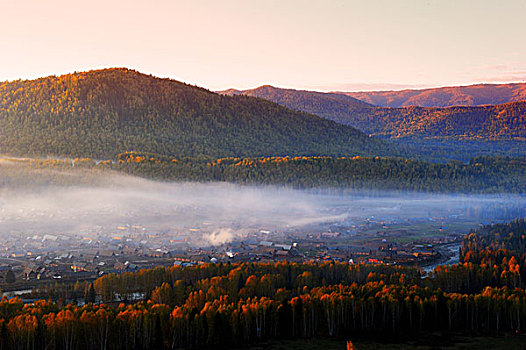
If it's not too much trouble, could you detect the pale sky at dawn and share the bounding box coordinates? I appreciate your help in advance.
[1,0,525,91]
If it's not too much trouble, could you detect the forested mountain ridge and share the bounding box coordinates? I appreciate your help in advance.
[220,84,373,116]
[343,82,526,108]
[0,68,390,158]
[219,84,375,129]
[221,85,526,140]
[356,101,526,139]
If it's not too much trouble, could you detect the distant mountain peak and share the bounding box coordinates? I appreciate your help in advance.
[342,82,526,108]
[219,84,373,109]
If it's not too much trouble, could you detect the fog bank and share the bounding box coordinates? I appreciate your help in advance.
[0,164,525,246]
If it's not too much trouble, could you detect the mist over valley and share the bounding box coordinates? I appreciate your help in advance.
[1,162,524,249]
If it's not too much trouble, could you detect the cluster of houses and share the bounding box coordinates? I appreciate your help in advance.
[0,230,191,285]
[0,218,466,290]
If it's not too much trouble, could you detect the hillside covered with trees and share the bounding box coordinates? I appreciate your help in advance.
[221,85,373,121]
[0,69,391,159]
[360,102,526,139]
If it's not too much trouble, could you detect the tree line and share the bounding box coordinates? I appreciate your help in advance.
[109,153,526,193]
[4,154,526,193]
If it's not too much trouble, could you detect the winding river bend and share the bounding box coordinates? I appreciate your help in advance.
[423,243,461,274]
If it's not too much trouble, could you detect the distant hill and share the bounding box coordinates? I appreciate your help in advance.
[0,69,392,159]
[342,83,526,108]
[221,85,526,140]
[220,85,373,124]
[351,102,526,139]
[219,85,374,129]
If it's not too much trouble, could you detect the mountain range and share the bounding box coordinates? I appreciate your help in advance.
[0,68,391,159]
[221,85,526,140]
[2,69,524,162]
[342,83,526,108]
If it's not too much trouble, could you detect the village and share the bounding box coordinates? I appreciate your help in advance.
[0,212,469,297]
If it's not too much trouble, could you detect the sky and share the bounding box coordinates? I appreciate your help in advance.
[0,0,525,91]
